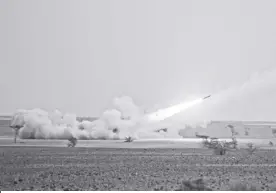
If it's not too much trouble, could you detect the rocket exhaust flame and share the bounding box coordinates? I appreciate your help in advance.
[146,96,210,122]
[10,95,211,140]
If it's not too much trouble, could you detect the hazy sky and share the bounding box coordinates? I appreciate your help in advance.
[1,0,276,117]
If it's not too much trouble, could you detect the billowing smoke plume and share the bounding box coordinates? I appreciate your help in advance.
[11,96,186,140]
[10,69,276,140]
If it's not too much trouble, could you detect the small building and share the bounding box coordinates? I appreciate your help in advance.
[179,121,276,138]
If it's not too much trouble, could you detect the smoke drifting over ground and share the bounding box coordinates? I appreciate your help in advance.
[9,69,276,140]
[11,96,200,140]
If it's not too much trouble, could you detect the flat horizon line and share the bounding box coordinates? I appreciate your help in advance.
[1,115,276,123]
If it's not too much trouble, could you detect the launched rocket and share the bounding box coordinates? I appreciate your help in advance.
[203,95,211,100]
[146,94,212,122]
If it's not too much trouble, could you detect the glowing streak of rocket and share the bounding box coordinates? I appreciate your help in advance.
[146,95,211,122]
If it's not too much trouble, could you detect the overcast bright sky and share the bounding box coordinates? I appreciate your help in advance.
[0,0,276,117]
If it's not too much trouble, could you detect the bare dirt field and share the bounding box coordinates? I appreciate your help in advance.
[1,142,276,191]
[1,137,275,149]
[2,120,276,191]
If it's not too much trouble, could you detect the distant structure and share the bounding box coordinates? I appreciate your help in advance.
[210,121,276,138]
[195,132,209,139]
[180,121,276,138]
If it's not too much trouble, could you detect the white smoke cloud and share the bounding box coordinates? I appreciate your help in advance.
[10,68,276,140]
[11,96,170,140]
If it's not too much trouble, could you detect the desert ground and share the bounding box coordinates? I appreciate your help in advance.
[1,120,276,191]
[1,144,276,191]
[1,136,276,190]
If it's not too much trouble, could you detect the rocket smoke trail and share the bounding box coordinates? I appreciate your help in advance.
[10,96,210,140]
[146,96,210,122]
[10,67,276,140]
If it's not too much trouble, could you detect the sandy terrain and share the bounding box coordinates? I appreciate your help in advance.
[2,122,276,190]
[1,146,276,190]
[0,136,275,149]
